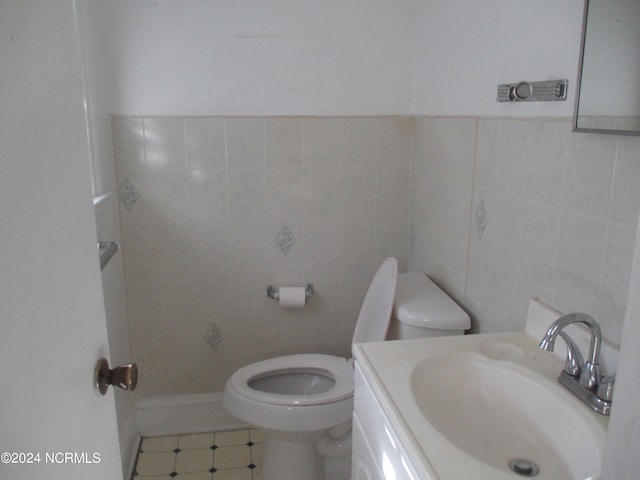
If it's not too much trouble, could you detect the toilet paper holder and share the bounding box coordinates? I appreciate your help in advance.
[267,283,314,300]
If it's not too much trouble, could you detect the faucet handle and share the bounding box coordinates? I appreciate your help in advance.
[580,361,601,390]
[597,375,615,402]
[558,331,584,377]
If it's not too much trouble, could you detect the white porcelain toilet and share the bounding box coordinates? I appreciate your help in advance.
[387,272,471,340]
[223,261,470,480]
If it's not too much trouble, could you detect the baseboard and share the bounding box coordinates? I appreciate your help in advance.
[126,434,141,480]
[136,392,247,437]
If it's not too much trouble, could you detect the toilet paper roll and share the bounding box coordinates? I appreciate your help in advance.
[278,287,306,308]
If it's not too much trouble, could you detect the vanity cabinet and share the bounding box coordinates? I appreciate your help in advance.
[352,413,384,480]
[352,362,431,480]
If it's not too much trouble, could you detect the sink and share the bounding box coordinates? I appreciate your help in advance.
[411,350,603,478]
[354,298,615,480]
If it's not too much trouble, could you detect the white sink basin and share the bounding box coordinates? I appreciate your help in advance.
[354,324,611,480]
[411,350,603,478]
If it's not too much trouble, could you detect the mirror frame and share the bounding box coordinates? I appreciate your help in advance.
[573,0,640,136]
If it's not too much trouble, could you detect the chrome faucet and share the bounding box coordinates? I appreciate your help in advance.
[539,313,613,415]
[540,313,601,388]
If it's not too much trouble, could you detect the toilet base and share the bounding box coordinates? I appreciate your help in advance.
[262,435,326,480]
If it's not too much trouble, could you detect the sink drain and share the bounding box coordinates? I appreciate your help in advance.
[509,459,539,477]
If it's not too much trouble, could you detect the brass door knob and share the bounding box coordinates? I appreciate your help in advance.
[94,358,138,395]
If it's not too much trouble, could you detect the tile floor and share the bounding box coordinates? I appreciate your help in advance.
[133,429,263,480]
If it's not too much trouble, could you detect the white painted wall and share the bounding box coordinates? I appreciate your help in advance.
[412,0,584,116]
[603,209,640,479]
[100,0,415,116]
[102,0,588,117]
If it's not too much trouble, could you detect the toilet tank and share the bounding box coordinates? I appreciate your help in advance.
[386,273,470,340]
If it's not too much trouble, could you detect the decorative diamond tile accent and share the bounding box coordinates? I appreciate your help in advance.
[202,323,225,350]
[117,178,140,211]
[475,197,488,239]
[273,225,296,256]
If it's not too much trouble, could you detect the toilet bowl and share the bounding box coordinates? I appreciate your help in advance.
[224,354,354,433]
[223,257,398,480]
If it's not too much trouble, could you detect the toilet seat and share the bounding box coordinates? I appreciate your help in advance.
[227,354,354,406]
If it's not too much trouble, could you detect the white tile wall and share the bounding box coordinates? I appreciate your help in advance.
[115,114,639,397]
[409,116,640,345]
[114,116,411,396]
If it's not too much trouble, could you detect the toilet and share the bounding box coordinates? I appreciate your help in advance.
[222,260,470,480]
[387,272,471,340]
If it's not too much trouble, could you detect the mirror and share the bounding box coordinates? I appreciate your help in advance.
[574,0,640,135]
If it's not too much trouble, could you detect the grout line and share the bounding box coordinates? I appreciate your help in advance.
[463,117,480,318]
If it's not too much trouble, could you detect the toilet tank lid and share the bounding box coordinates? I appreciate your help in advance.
[393,273,470,330]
